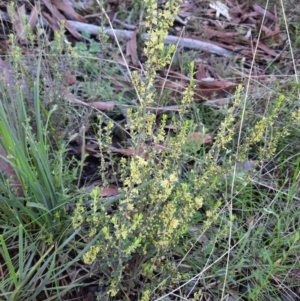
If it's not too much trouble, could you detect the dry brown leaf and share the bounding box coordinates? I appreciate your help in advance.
[53,0,86,22]
[8,4,27,43]
[157,70,189,91]
[126,29,139,66]
[157,78,186,91]
[252,4,277,21]
[85,144,99,156]
[195,87,234,99]
[254,39,278,57]
[227,0,246,15]
[42,11,61,31]
[28,5,39,28]
[158,71,238,100]
[196,62,207,81]
[165,70,190,81]
[0,58,29,94]
[63,72,76,85]
[91,100,116,111]
[100,187,119,197]
[241,11,260,22]
[186,132,212,144]
[61,87,117,111]
[0,143,24,197]
[108,146,144,156]
[198,79,237,90]
[204,27,241,39]
[230,17,242,24]
[16,4,27,41]
[0,58,14,86]
[262,28,282,42]
[178,2,194,17]
[42,0,83,40]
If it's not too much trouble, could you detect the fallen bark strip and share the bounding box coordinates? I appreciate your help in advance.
[0,10,234,58]
[68,20,234,58]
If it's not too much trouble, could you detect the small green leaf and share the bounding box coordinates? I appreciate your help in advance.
[80,30,90,38]
[89,42,100,53]
[76,42,87,52]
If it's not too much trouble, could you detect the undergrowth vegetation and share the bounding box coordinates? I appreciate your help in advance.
[0,0,300,300]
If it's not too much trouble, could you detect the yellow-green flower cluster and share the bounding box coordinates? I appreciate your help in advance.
[144,0,180,70]
[71,199,86,229]
[154,114,167,144]
[213,85,243,153]
[167,120,190,160]
[181,62,196,107]
[131,71,155,106]
[141,290,151,301]
[291,108,300,123]
[131,0,181,107]
[124,156,148,187]
[96,117,114,185]
[203,200,221,230]
[238,94,286,162]
[76,0,227,297]
[83,245,101,265]
[126,108,156,142]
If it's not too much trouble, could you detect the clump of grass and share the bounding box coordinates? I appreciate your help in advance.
[0,33,96,301]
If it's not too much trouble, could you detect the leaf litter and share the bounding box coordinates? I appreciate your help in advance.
[0,0,298,300]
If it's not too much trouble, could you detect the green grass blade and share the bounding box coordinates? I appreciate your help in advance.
[0,235,18,287]
[11,243,55,300]
[18,225,24,282]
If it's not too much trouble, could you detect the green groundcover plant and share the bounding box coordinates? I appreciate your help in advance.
[72,0,300,300]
